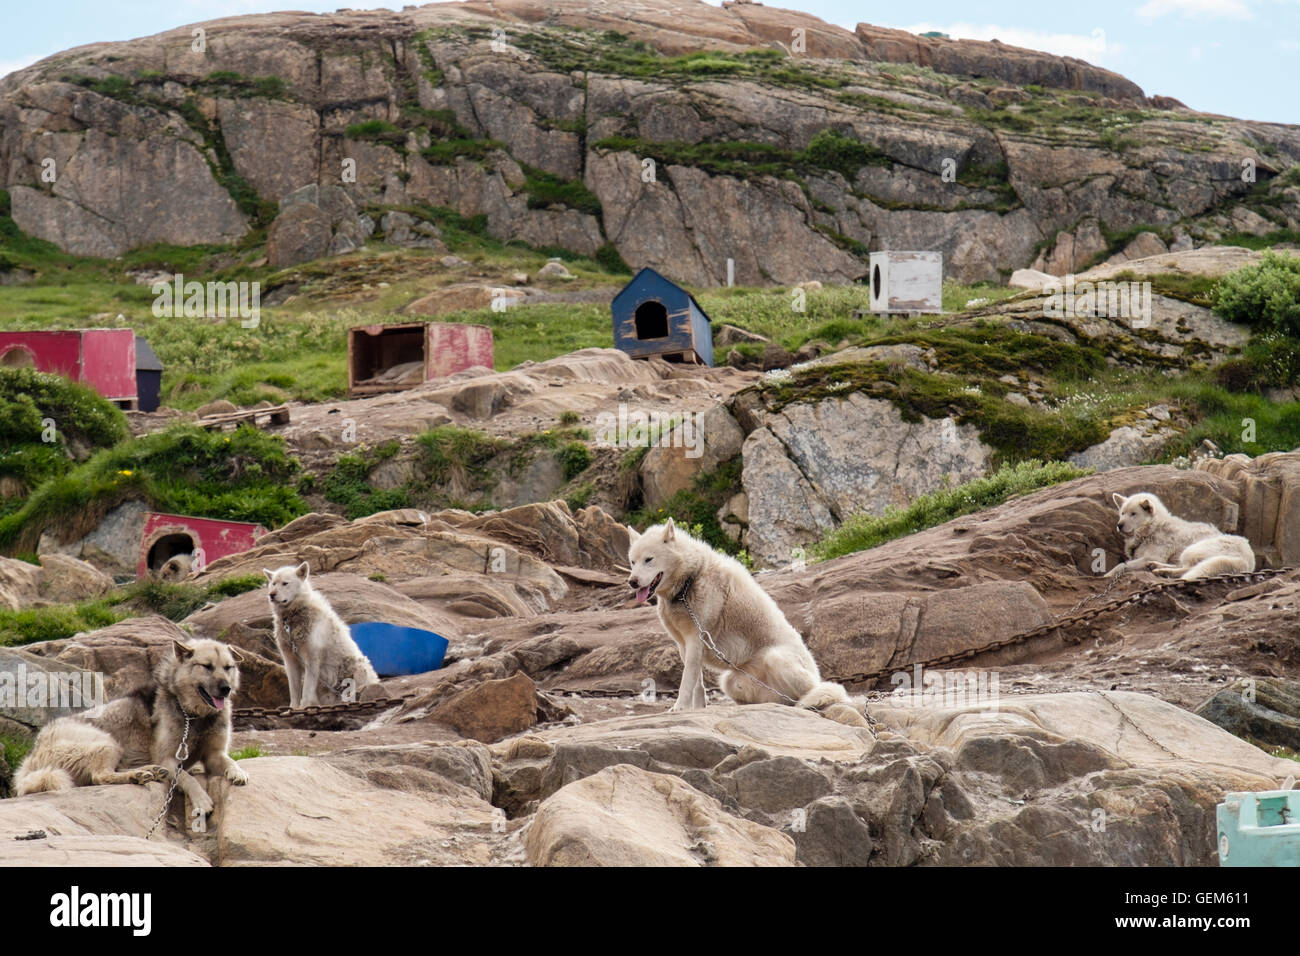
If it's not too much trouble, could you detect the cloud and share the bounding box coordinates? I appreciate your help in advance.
[1135,0,1254,20]
[899,23,1114,63]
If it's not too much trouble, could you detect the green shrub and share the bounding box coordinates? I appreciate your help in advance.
[345,119,405,147]
[594,242,632,275]
[0,369,128,444]
[1215,333,1300,392]
[417,426,504,485]
[1214,251,1300,334]
[520,165,602,216]
[559,441,593,481]
[813,460,1093,561]
[802,127,888,178]
[0,601,123,646]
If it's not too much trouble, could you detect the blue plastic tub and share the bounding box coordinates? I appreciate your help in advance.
[350,622,449,677]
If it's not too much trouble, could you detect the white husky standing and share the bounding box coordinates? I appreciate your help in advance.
[263,563,380,707]
[626,519,867,728]
[1106,492,1255,580]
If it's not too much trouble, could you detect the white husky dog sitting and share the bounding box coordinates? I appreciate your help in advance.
[264,562,380,707]
[1106,491,1255,580]
[626,518,867,728]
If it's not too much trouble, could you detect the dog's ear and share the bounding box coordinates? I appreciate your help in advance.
[1111,492,1126,509]
[172,639,195,660]
[662,517,676,542]
[294,561,310,580]
[1139,498,1153,513]
[625,525,640,544]
[228,645,246,664]
[262,567,274,582]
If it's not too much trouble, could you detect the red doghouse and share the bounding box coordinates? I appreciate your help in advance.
[137,512,266,579]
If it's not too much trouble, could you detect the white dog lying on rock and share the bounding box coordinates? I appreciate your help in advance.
[1106,491,1255,580]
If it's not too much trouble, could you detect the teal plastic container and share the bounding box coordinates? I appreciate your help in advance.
[1217,789,1300,866]
[349,622,448,677]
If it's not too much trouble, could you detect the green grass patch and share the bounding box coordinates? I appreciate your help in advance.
[319,440,411,519]
[520,164,602,216]
[813,460,1093,561]
[0,573,266,647]
[0,425,305,554]
[230,744,266,760]
[0,369,129,494]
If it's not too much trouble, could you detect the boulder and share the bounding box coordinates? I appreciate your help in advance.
[429,672,539,743]
[1009,268,1054,291]
[639,405,745,508]
[1195,678,1300,751]
[266,184,367,268]
[34,553,115,604]
[266,202,331,268]
[0,647,104,737]
[1068,406,1181,472]
[741,393,992,567]
[34,499,150,575]
[525,764,796,866]
[404,284,525,317]
[715,324,769,347]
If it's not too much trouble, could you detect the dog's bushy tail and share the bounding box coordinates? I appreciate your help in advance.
[15,766,74,796]
[797,681,850,710]
[1182,554,1253,580]
[798,682,872,729]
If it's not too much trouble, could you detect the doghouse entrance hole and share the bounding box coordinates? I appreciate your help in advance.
[148,533,197,571]
[634,300,669,340]
[351,327,426,385]
[872,264,882,300]
[0,347,34,368]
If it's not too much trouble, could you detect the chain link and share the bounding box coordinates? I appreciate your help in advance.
[233,695,409,722]
[146,712,190,839]
[1097,689,1185,759]
[549,567,1296,700]
[825,566,1295,688]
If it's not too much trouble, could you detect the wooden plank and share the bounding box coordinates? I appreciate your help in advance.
[197,404,291,431]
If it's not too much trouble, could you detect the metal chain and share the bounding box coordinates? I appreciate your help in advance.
[233,694,409,721]
[825,566,1296,688]
[677,582,802,706]
[146,711,190,839]
[1097,689,1186,760]
[548,567,1295,700]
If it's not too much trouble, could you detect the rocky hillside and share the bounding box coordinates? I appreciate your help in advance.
[1,0,1298,284]
[4,455,1300,865]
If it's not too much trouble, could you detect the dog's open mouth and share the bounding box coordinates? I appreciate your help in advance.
[634,572,663,604]
[198,687,227,711]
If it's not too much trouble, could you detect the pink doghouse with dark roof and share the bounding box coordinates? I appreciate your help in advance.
[0,329,138,407]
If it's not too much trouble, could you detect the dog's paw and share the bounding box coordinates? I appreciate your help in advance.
[190,789,215,815]
[225,764,249,786]
[130,766,168,785]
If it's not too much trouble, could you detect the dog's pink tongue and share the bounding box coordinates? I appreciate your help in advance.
[635,585,650,604]
[212,697,226,710]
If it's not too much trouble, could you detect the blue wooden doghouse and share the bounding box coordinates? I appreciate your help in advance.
[611,267,713,367]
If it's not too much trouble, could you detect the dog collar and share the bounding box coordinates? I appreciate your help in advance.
[672,576,693,604]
